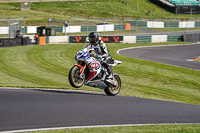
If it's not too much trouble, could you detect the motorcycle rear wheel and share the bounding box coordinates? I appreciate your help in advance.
[68,66,85,88]
[104,73,121,96]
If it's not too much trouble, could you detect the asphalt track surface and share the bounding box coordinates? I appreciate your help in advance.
[118,44,200,70]
[0,88,200,132]
[1,44,200,132]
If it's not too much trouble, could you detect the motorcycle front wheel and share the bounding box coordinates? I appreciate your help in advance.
[68,65,85,88]
[104,73,121,96]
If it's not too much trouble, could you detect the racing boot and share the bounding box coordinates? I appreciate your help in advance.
[107,67,113,79]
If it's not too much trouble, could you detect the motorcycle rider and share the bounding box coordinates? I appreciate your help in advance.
[86,32,113,79]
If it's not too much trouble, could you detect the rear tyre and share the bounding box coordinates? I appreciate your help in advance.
[68,66,85,88]
[104,73,121,96]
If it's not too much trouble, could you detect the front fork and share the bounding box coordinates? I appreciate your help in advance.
[75,61,86,79]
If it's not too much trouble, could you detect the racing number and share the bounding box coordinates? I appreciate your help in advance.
[90,62,100,70]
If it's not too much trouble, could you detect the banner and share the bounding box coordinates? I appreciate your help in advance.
[69,36,123,43]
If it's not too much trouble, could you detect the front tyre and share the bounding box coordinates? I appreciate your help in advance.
[68,66,85,88]
[104,73,121,96]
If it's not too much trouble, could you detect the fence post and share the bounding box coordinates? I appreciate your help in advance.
[68,17,72,36]
[48,18,51,26]
[103,18,106,35]
[136,19,138,35]
[167,19,169,35]
[151,18,154,34]
[23,16,26,34]
[120,18,123,35]
[185,19,188,35]
[87,17,89,36]
[64,20,68,36]
[150,9,152,16]
[8,19,10,38]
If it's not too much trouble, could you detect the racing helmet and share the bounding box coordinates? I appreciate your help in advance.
[88,32,100,45]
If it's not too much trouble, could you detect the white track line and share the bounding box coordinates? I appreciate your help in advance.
[117,43,198,54]
[2,123,200,133]
[0,87,24,90]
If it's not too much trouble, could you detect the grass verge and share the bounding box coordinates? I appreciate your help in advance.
[1,0,200,26]
[0,42,199,105]
[30,124,200,133]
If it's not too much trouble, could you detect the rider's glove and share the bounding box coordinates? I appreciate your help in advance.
[97,54,102,59]
[90,54,102,58]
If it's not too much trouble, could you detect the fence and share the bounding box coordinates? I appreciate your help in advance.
[60,17,200,36]
[0,17,26,38]
[1,17,200,40]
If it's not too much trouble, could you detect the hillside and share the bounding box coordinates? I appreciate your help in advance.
[0,0,200,26]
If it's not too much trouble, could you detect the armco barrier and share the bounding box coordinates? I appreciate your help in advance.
[69,36,86,43]
[0,27,9,34]
[129,20,198,28]
[47,35,182,44]
[136,36,152,43]
[97,25,114,32]
[69,36,123,43]
[49,36,69,44]
[123,36,136,43]
[151,35,168,43]
[147,21,165,28]
[114,24,125,31]
[167,35,182,42]
[15,35,181,44]
[81,26,96,32]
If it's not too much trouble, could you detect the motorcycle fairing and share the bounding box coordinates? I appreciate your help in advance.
[84,61,101,84]
[75,49,89,61]
[85,80,107,89]
[106,78,118,87]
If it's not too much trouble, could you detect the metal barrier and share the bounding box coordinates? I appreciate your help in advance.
[0,17,26,38]
[1,17,200,41]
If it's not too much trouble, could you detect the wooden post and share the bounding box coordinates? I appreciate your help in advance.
[150,9,152,16]
[137,3,139,11]
[175,7,178,14]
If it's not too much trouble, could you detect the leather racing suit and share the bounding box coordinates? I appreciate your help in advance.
[85,40,113,78]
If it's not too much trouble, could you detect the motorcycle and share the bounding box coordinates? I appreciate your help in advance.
[68,46,122,96]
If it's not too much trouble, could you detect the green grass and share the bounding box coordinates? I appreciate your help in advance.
[194,58,200,62]
[1,0,200,26]
[0,42,199,105]
[30,124,200,133]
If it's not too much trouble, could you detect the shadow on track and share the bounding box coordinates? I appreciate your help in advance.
[31,89,107,96]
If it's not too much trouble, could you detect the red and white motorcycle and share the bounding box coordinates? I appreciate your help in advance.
[68,46,122,96]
